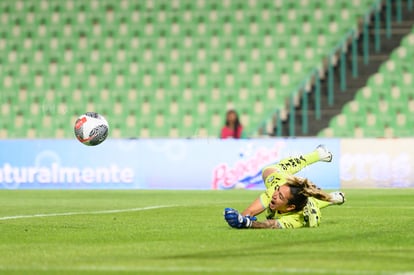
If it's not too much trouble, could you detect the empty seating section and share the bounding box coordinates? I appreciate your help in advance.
[0,0,379,138]
[319,27,414,138]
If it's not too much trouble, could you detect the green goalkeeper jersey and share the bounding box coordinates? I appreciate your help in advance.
[259,171,330,229]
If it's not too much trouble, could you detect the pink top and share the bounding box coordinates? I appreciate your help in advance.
[220,125,243,139]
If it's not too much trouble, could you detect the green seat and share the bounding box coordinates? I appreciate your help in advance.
[328,114,354,137]
[1,0,400,138]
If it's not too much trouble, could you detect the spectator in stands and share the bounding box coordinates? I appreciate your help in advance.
[220,109,244,139]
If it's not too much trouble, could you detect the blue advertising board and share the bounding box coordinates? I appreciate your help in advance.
[0,138,340,190]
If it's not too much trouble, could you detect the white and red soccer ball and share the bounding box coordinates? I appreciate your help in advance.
[74,112,109,146]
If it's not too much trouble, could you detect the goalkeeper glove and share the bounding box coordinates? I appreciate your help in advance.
[224,208,257,229]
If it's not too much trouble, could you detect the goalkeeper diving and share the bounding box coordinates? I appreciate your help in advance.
[224,145,345,229]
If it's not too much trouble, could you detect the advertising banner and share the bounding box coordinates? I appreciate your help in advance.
[0,138,340,190]
[340,139,414,188]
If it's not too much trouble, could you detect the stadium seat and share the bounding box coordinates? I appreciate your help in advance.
[1,0,388,138]
[319,25,414,138]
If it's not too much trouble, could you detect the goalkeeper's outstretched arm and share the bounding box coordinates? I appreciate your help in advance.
[251,220,281,229]
[241,196,265,216]
[224,208,283,229]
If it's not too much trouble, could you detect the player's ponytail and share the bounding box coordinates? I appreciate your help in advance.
[285,175,331,210]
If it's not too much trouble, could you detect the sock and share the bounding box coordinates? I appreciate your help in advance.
[262,149,321,178]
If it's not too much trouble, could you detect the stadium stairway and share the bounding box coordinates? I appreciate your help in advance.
[277,0,414,137]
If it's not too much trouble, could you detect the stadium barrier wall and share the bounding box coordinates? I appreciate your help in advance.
[340,139,413,188]
[0,138,340,190]
[0,138,411,190]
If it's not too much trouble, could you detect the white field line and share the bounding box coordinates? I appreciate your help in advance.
[67,266,414,275]
[340,206,414,209]
[0,265,409,275]
[0,200,248,221]
[72,266,406,275]
[0,205,177,221]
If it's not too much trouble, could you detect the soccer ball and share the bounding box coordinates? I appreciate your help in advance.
[74,112,109,146]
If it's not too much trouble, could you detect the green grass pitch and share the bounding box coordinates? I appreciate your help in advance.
[0,189,413,274]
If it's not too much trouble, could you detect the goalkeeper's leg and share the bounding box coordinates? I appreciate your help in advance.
[314,191,346,209]
[262,145,332,188]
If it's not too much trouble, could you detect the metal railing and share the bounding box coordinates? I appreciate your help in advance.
[254,0,412,137]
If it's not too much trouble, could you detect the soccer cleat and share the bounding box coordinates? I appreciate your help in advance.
[316,144,333,162]
[330,191,346,205]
